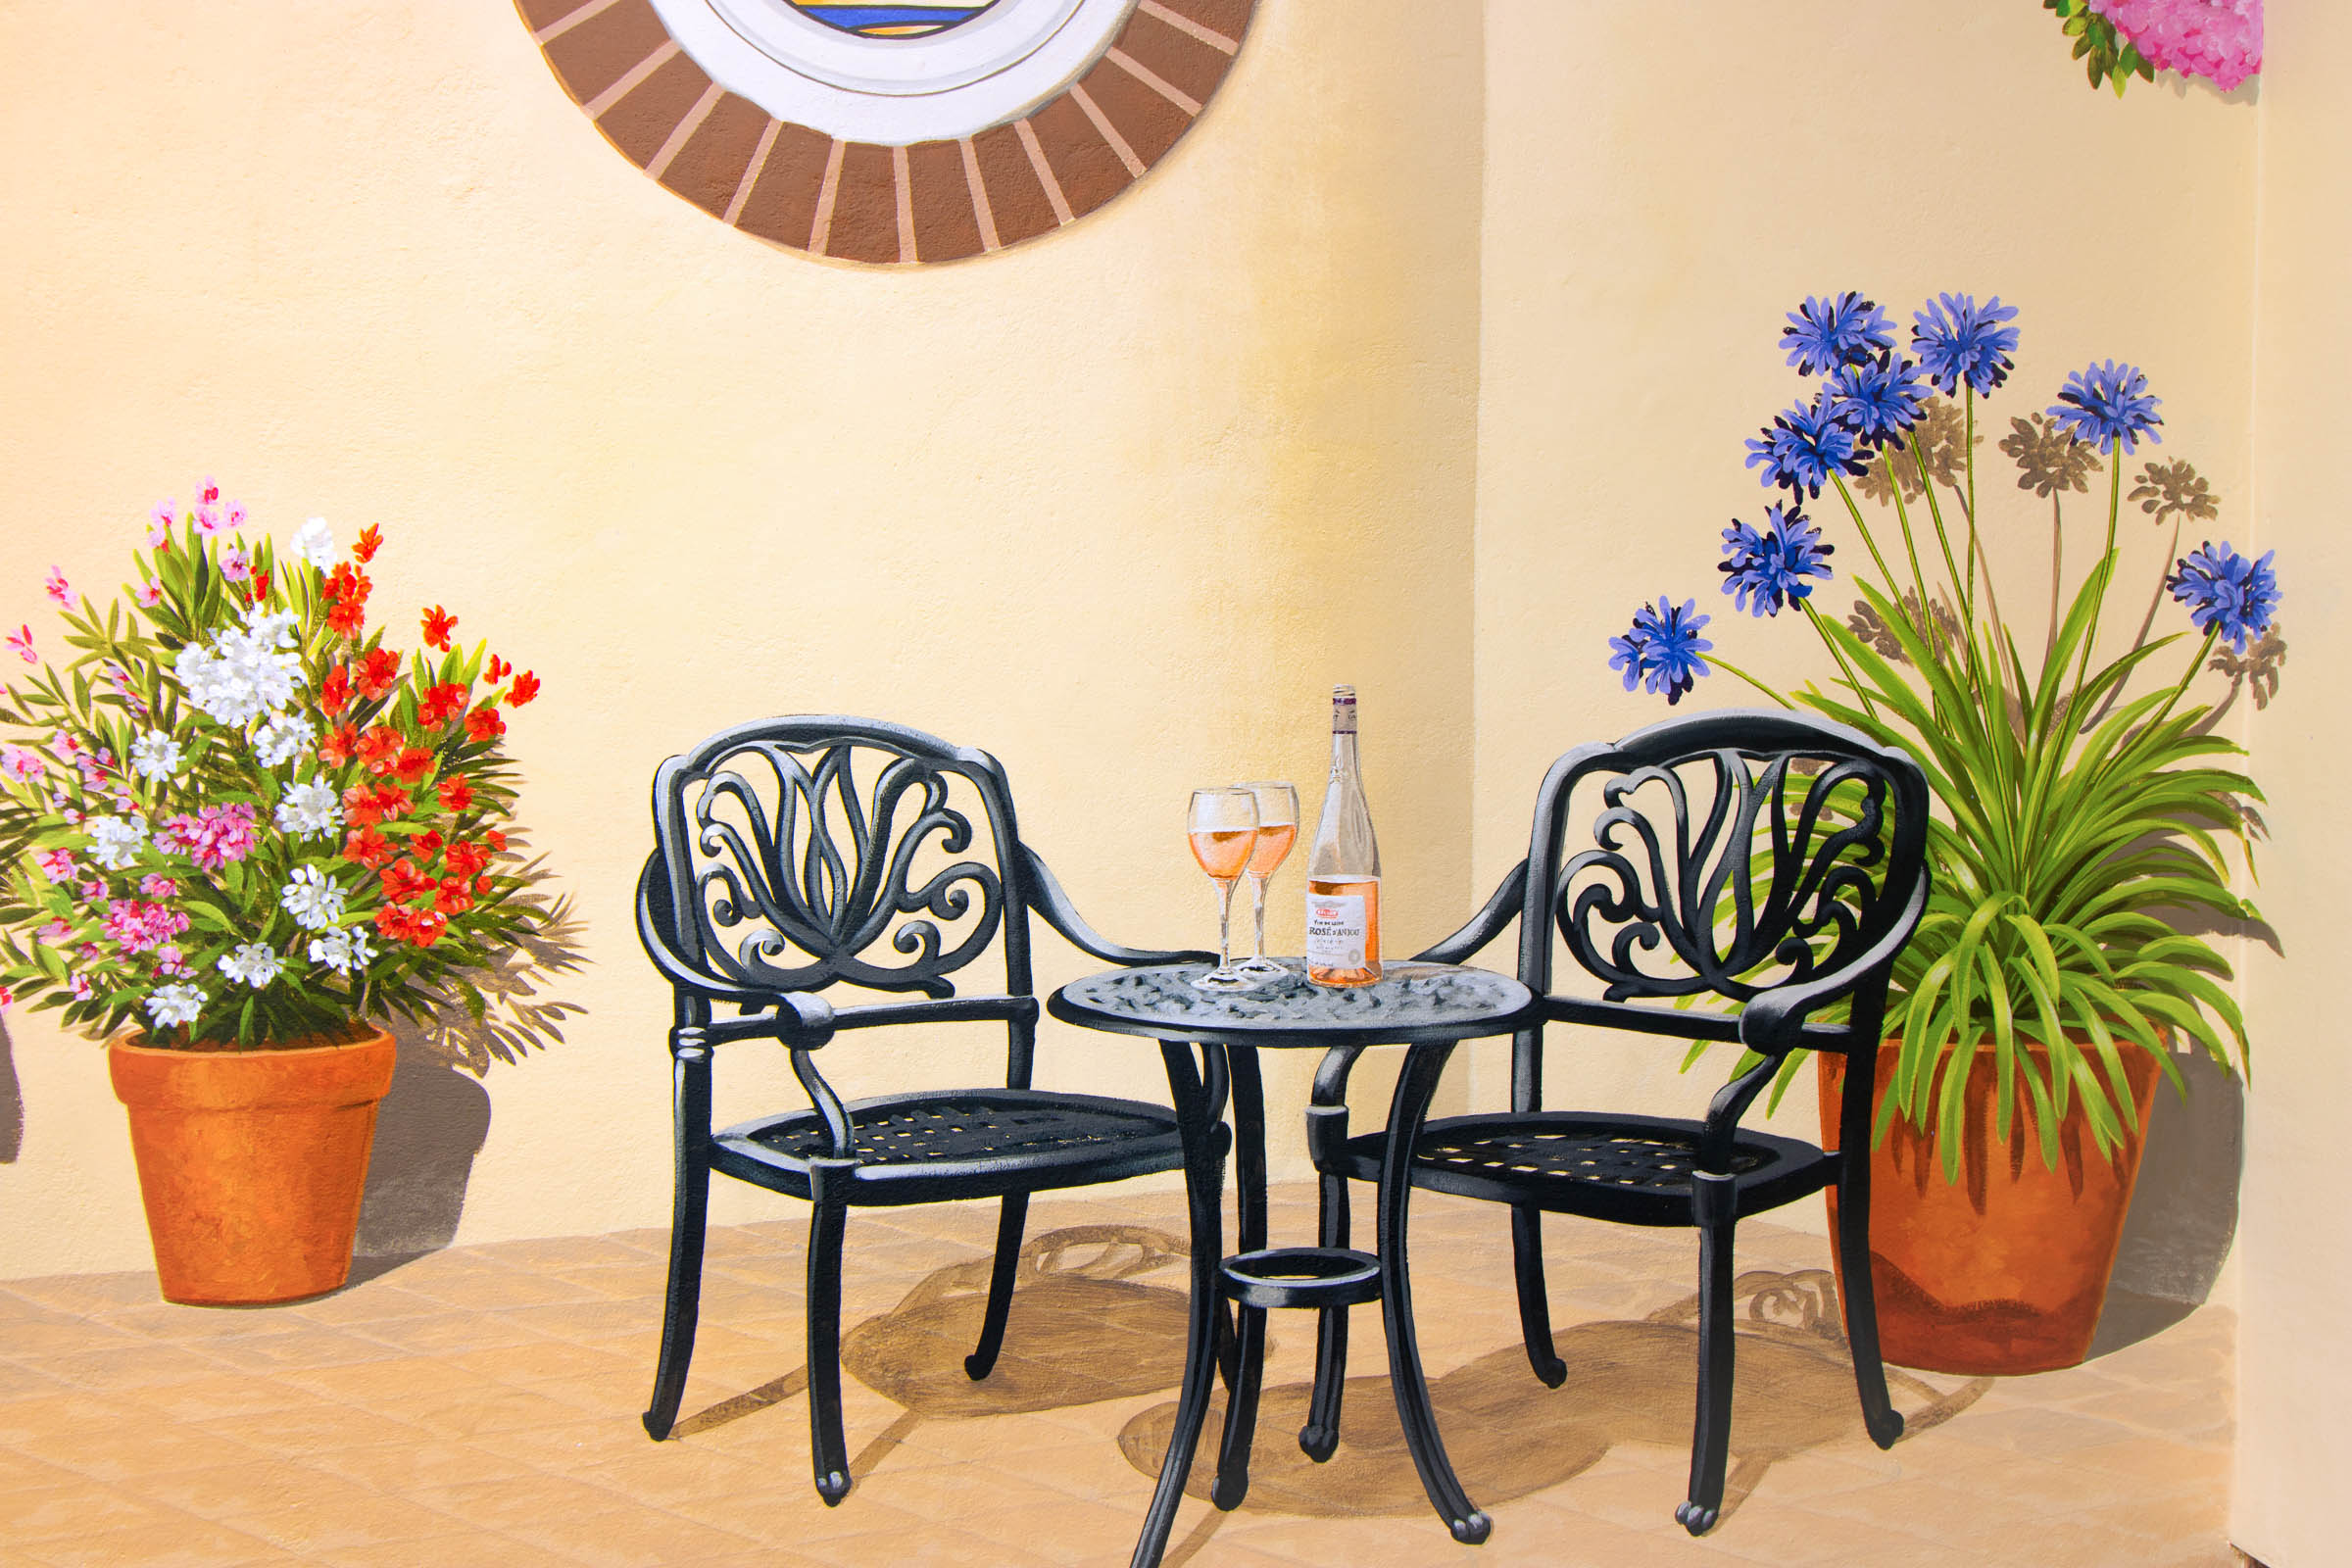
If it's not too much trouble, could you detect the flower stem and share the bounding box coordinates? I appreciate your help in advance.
[2070,451,2126,727]
[2045,491,2064,664]
[1797,601,1880,721]
[1708,654,1796,709]
[2085,514,2182,729]
[1828,474,1905,611]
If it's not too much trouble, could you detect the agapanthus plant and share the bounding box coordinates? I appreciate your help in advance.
[0,482,547,1050]
[1606,294,2278,1177]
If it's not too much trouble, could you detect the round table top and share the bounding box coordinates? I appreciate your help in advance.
[1048,959,1538,1048]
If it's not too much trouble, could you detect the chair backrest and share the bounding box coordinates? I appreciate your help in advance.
[643,716,1036,1007]
[1521,709,1929,1025]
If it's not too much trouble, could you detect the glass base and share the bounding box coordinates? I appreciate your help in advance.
[1229,956,1289,980]
[1191,964,1262,992]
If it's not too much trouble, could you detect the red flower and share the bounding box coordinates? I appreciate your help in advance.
[357,647,402,701]
[380,858,435,903]
[357,724,404,776]
[321,564,371,639]
[342,784,386,826]
[484,828,508,853]
[465,703,505,744]
[248,566,271,603]
[375,905,418,943]
[326,598,367,639]
[437,776,474,814]
[434,877,474,916]
[486,655,512,682]
[414,829,446,860]
[445,839,489,879]
[395,747,434,784]
[342,826,392,867]
[374,785,414,821]
[421,606,457,651]
[507,670,540,707]
[319,665,352,716]
[417,682,466,725]
[354,523,382,564]
[318,723,360,766]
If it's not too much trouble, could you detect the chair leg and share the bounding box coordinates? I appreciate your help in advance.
[1834,1160,1906,1448]
[965,1192,1030,1381]
[1510,1202,1566,1389]
[643,1046,712,1443]
[805,1197,853,1504]
[1299,1170,1350,1462]
[1677,1197,1737,1536]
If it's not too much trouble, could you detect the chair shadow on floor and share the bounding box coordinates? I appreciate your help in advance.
[667,1225,1208,1475]
[1118,1266,1990,1561]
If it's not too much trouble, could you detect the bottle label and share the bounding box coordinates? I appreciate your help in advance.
[1304,893,1368,969]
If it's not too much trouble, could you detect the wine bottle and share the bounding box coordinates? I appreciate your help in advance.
[1304,684,1381,986]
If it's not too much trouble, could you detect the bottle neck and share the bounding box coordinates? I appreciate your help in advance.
[1328,726,1358,779]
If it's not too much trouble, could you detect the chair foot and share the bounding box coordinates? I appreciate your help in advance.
[815,1469,851,1505]
[1209,1472,1249,1511]
[1865,1406,1905,1449]
[1676,1500,1719,1536]
[1298,1422,1337,1463]
[1447,1509,1492,1544]
[640,1410,672,1442]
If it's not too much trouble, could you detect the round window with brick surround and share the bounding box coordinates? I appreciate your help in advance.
[517,0,1257,264]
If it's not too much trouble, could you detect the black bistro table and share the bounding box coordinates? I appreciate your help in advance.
[1048,959,1540,1567]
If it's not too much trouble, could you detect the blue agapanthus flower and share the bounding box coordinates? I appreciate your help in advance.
[1744,395,1868,499]
[2169,541,2280,653]
[1825,352,1931,450]
[1607,597,1713,705]
[1911,293,2021,397]
[1780,292,1897,376]
[1719,503,1836,616]
[2048,361,2165,455]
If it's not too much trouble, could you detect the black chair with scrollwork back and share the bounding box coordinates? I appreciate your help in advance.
[636,716,1210,1504]
[1315,709,1929,1535]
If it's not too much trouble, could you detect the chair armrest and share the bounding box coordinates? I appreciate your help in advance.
[639,855,838,1047]
[1548,994,1743,1044]
[1412,858,1529,964]
[1736,877,1928,1056]
[1021,845,1215,966]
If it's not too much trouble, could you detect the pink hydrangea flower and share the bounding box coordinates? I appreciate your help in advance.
[149,499,176,546]
[104,899,191,955]
[2090,0,2261,90]
[33,848,76,883]
[163,802,260,870]
[7,625,33,663]
[44,566,73,608]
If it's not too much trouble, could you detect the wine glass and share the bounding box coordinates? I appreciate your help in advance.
[1187,787,1259,992]
[1231,781,1298,981]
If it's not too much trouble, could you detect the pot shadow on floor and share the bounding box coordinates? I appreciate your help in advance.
[346,876,587,1287]
[668,1230,1985,1549]
[2089,1044,2245,1356]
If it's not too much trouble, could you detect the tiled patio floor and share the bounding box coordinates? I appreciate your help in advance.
[1,1185,2234,1567]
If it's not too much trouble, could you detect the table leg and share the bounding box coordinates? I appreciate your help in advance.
[1300,1043,1366,1462]
[1132,1041,1229,1568]
[1210,1047,1268,1510]
[1378,1041,1492,1544]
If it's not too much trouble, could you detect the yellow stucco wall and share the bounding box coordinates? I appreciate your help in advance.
[0,1,1484,1274]
[2237,3,2349,1562]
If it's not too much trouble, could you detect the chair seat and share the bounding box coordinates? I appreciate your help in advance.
[712,1088,1189,1207]
[1335,1110,1835,1226]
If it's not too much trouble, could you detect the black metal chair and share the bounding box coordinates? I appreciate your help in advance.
[1308,709,1930,1534]
[635,716,1212,1503]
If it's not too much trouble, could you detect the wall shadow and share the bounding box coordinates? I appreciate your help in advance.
[0,1018,21,1163]
[2090,1046,2244,1356]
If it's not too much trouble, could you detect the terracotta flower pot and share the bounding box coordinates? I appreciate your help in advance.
[108,1026,397,1305]
[1817,1039,2160,1375]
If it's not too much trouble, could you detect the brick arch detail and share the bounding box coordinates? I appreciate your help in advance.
[518,0,1255,263]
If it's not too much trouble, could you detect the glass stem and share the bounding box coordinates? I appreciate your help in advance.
[1247,873,1269,960]
[1215,877,1239,969]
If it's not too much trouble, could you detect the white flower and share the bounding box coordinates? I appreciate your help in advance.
[252,712,316,769]
[145,981,207,1028]
[278,864,348,932]
[216,942,282,989]
[308,925,374,977]
[273,778,343,839]
[290,516,336,569]
[128,730,184,782]
[84,813,149,870]
[173,617,303,729]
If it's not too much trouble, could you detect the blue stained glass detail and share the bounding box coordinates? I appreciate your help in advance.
[792,2,1001,36]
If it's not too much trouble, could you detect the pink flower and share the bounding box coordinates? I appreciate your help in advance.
[149,499,176,545]
[0,743,42,783]
[37,919,73,945]
[70,973,93,1002]
[0,983,14,1010]
[226,502,248,530]
[43,567,73,608]
[199,476,220,505]
[7,625,33,663]
[135,581,165,608]
[220,546,252,583]
[33,848,77,883]
[2089,0,2261,90]
[195,505,222,536]
[162,802,260,870]
[77,880,106,902]
[139,873,178,898]
[104,899,191,955]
